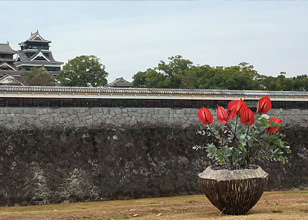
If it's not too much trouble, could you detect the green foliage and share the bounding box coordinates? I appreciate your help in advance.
[133,55,193,88]
[57,55,108,87]
[133,55,308,91]
[23,67,55,86]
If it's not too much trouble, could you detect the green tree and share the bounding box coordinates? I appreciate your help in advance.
[132,55,308,91]
[132,71,147,88]
[222,63,262,90]
[133,55,194,88]
[57,55,108,87]
[23,67,55,86]
[195,63,262,90]
[293,75,308,91]
[133,69,168,88]
[157,55,193,88]
[260,76,276,90]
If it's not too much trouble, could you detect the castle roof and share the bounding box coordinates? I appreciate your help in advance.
[19,31,51,46]
[0,70,24,78]
[107,77,133,88]
[15,50,63,66]
[27,31,51,43]
[0,43,16,55]
[0,62,17,71]
[0,74,24,86]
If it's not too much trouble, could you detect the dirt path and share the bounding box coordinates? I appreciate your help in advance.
[0,191,307,220]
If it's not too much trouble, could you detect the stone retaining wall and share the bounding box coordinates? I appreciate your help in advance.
[0,97,307,205]
[1,106,308,130]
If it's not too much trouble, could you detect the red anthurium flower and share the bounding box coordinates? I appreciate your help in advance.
[227,99,247,118]
[227,99,247,119]
[240,108,255,126]
[198,107,213,125]
[237,99,247,117]
[257,96,272,114]
[227,100,239,119]
[217,106,229,124]
[267,117,281,133]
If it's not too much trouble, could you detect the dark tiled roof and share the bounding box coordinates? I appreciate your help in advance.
[0,70,24,78]
[0,86,307,98]
[0,43,16,55]
[15,60,63,65]
[25,31,51,43]
[0,74,24,86]
[107,77,133,87]
[0,58,15,62]
[16,50,28,61]
[28,50,54,62]
[0,62,17,71]
[15,50,63,66]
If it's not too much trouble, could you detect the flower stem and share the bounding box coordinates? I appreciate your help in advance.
[207,125,221,145]
[245,126,250,165]
[221,126,225,147]
[259,128,268,136]
[229,155,234,169]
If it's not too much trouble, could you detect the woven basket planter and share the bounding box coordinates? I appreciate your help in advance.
[198,166,269,215]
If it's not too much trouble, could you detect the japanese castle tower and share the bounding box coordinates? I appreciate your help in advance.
[15,31,63,75]
[0,43,17,73]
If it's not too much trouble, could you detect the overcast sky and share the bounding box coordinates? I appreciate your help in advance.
[1,1,307,83]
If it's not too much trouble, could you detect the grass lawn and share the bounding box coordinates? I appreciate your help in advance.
[0,191,307,220]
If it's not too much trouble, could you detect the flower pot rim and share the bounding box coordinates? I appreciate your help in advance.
[198,165,269,181]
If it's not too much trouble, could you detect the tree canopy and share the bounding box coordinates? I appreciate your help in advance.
[133,56,308,91]
[22,67,55,86]
[57,55,108,87]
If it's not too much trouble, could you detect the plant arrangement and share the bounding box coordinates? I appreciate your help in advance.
[194,96,290,170]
